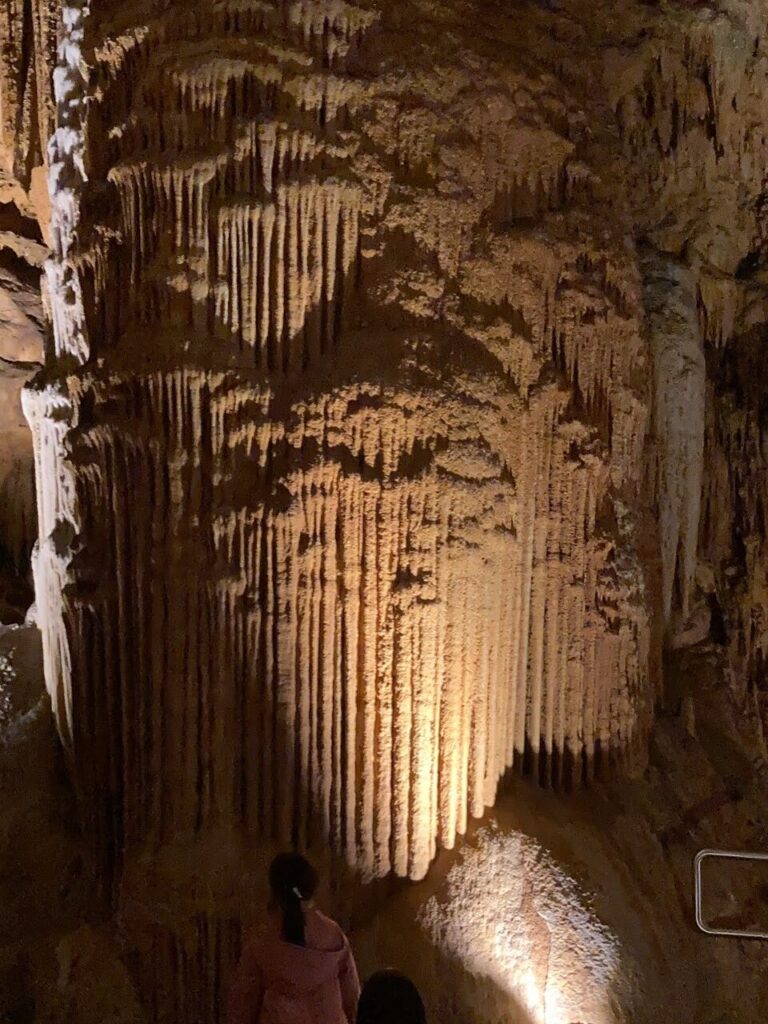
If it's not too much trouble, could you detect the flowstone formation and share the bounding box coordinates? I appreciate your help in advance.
[6,0,768,1022]
[25,0,653,891]
[603,0,768,720]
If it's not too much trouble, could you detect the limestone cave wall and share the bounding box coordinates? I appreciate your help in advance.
[24,0,654,885]
[4,1,768,1023]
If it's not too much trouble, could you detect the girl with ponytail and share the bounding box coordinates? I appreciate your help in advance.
[226,854,360,1024]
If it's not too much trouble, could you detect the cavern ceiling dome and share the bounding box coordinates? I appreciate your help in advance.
[1,1,768,1022]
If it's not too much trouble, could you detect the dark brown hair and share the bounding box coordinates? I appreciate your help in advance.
[268,853,319,946]
[356,970,427,1024]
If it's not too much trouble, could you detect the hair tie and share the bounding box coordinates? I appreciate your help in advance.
[292,886,303,901]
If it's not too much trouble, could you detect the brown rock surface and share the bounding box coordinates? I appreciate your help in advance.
[26,0,656,889]
[3,0,768,1022]
[356,644,768,1024]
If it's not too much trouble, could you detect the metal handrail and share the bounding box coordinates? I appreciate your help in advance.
[694,848,768,940]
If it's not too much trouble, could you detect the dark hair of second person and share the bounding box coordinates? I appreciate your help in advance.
[356,969,426,1024]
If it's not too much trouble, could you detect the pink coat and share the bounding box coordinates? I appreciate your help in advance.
[226,909,360,1024]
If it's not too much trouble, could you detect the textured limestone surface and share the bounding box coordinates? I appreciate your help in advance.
[27,0,655,890]
[356,643,768,1024]
[419,827,627,1023]
[4,0,768,1022]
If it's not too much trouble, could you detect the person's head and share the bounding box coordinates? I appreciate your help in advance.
[268,852,319,946]
[356,970,426,1024]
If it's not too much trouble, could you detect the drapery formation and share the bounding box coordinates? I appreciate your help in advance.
[26,0,653,883]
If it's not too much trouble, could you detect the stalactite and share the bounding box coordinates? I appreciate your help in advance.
[214,180,360,363]
[16,0,768,1021]
[643,255,705,624]
[0,0,57,185]
[21,384,78,744]
[27,0,654,935]
[27,367,649,883]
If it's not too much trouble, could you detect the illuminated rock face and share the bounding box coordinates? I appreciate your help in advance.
[23,0,653,883]
[420,827,626,1024]
[6,1,768,1023]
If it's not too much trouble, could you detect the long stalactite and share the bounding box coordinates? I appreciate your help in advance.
[5,0,768,1022]
[24,0,654,889]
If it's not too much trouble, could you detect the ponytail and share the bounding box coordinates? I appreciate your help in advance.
[281,887,306,945]
[268,853,319,947]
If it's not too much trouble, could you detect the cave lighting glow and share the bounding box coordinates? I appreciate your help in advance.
[420,827,623,1024]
